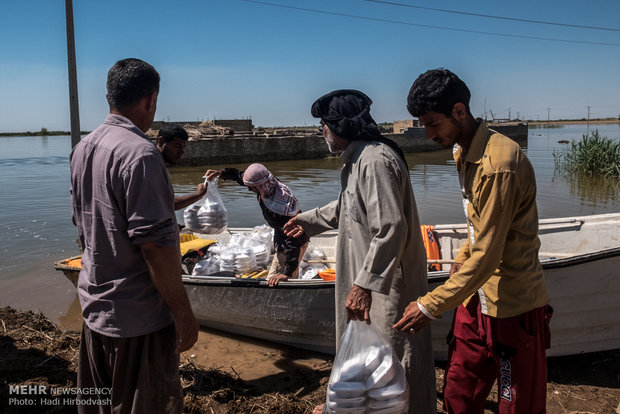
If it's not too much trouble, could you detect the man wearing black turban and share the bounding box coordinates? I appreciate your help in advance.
[310,89,408,165]
[284,90,437,414]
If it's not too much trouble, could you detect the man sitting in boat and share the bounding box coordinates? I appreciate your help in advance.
[156,123,207,210]
[205,164,309,286]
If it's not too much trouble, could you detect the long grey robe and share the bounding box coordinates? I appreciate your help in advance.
[297,140,437,413]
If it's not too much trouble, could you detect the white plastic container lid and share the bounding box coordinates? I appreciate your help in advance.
[366,354,396,390]
[368,375,407,400]
[326,394,366,409]
[364,345,387,373]
[337,354,366,382]
[368,394,407,409]
[325,401,366,414]
[328,381,366,398]
[366,401,408,414]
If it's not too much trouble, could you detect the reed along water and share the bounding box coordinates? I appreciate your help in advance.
[0,123,618,328]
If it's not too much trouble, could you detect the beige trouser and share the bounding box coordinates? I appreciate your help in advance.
[268,242,308,279]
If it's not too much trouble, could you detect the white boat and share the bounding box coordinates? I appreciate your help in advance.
[182,212,620,359]
[183,230,339,355]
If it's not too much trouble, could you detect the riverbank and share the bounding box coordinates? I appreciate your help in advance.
[2,307,618,413]
[0,130,90,137]
[528,118,620,126]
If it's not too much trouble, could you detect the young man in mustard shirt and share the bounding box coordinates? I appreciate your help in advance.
[394,68,553,413]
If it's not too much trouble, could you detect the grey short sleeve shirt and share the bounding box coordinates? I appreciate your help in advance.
[70,114,178,337]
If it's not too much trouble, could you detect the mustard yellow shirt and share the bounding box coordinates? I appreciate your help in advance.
[418,123,549,318]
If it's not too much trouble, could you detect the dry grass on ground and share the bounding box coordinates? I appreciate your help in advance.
[1,307,619,413]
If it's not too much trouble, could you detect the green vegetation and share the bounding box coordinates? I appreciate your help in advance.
[553,130,620,177]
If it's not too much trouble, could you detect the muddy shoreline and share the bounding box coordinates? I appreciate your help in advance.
[1,307,619,413]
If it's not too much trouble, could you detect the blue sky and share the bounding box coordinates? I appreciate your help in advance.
[1,0,619,132]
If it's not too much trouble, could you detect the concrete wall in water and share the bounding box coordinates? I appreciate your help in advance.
[169,124,527,166]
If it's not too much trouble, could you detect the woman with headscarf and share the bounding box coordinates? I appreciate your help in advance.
[205,164,309,286]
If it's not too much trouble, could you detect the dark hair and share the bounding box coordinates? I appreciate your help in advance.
[106,58,160,110]
[158,123,188,143]
[407,68,471,117]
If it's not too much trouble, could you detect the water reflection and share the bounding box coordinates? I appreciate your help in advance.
[169,149,466,227]
[555,173,620,207]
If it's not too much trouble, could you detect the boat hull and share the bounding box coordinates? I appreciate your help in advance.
[56,213,620,358]
[184,277,336,354]
[184,247,620,359]
[540,248,620,357]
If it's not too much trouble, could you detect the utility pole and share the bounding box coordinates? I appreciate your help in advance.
[586,105,591,132]
[508,107,511,121]
[547,108,551,126]
[65,0,80,149]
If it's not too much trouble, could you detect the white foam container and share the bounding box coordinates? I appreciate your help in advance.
[366,354,395,389]
[328,382,366,398]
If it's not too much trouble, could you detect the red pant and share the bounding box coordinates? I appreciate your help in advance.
[443,295,552,414]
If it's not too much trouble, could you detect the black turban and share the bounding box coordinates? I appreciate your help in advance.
[311,89,381,141]
[311,89,408,167]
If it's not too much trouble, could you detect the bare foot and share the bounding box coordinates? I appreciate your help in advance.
[312,404,324,414]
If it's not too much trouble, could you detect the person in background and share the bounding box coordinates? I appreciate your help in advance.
[395,68,552,413]
[283,89,437,414]
[205,164,309,287]
[70,58,198,413]
[156,123,207,210]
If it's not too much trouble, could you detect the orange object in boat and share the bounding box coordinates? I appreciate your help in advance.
[420,225,441,272]
[67,257,82,268]
[318,268,336,281]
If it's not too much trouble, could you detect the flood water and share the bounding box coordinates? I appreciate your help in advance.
[1,123,619,329]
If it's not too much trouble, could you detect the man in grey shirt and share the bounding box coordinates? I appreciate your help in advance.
[284,90,436,414]
[70,58,198,413]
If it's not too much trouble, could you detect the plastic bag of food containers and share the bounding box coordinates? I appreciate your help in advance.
[249,224,274,254]
[325,321,409,413]
[226,232,270,270]
[191,253,220,276]
[183,177,228,234]
[299,246,328,280]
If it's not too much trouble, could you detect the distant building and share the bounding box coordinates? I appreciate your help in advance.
[152,119,254,134]
[393,119,421,134]
[213,119,253,134]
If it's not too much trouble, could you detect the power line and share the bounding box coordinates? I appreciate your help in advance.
[364,0,620,32]
[240,0,620,47]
